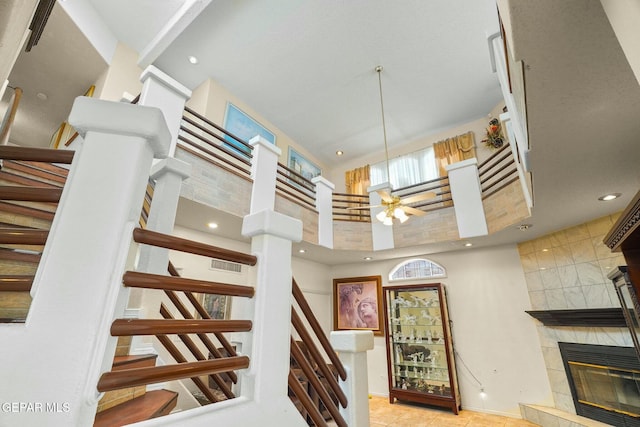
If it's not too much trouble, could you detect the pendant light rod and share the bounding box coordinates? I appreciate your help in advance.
[376,65,392,186]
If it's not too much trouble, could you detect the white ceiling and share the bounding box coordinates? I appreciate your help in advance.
[3,0,640,265]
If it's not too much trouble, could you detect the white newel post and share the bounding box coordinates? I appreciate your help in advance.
[446,159,488,238]
[240,210,306,423]
[330,331,375,427]
[312,176,334,249]
[368,182,394,251]
[139,65,192,157]
[249,136,280,214]
[0,97,170,427]
[136,158,192,274]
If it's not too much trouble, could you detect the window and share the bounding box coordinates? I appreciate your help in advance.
[389,258,446,281]
[370,146,437,189]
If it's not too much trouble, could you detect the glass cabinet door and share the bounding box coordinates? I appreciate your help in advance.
[383,282,460,415]
[386,286,451,397]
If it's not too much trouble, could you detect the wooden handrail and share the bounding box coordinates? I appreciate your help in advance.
[160,304,235,399]
[168,261,239,360]
[482,176,520,199]
[481,168,517,193]
[291,309,348,408]
[480,157,514,184]
[0,275,33,292]
[0,186,62,203]
[132,228,257,266]
[477,143,510,170]
[177,138,252,177]
[97,356,250,392]
[110,319,252,336]
[163,289,238,384]
[0,87,22,145]
[291,338,347,427]
[0,201,55,221]
[157,304,235,402]
[277,162,316,194]
[0,228,48,245]
[292,279,347,381]
[0,247,41,263]
[179,122,252,167]
[288,370,328,427]
[393,175,449,194]
[0,146,74,163]
[123,271,255,298]
[184,106,253,156]
[155,334,221,403]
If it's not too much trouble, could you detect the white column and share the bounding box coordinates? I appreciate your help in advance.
[0,97,170,427]
[249,136,281,214]
[139,65,192,157]
[330,330,375,427]
[241,210,302,402]
[368,182,394,251]
[136,157,192,274]
[312,175,334,249]
[446,158,488,238]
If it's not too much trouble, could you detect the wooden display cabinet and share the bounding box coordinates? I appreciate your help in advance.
[382,283,461,414]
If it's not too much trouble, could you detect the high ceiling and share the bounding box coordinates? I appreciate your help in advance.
[2,0,640,265]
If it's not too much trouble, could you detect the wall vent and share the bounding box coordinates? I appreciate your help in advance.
[210,258,242,273]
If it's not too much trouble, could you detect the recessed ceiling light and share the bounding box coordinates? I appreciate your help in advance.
[336,150,344,156]
[542,248,549,252]
[188,56,198,64]
[518,224,532,231]
[298,249,306,253]
[464,242,472,247]
[36,92,47,100]
[207,222,218,229]
[364,256,372,260]
[598,193,621,201]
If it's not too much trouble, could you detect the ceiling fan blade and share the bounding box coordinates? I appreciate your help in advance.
[401,206,427,216]
[376,190,394,203]
[400,192,436,205]
[346,205,381,210]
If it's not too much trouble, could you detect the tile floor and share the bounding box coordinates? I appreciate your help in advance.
[368,396,540,427]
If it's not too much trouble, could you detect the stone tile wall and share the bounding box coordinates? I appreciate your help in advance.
[517,213,630,414]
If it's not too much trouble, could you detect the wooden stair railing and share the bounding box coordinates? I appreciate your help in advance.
[477,143,518,199]
[96,227,257,412]
[289,278,348,427]
[0,146,73,322]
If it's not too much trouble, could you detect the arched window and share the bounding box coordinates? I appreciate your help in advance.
[389,258,446,281]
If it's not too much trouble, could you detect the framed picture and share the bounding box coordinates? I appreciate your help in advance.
[202,294,231,320]
[333,275,383,336]
[287,147,322,182]
[223,102,275,154]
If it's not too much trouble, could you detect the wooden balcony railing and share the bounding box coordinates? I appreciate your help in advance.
[276,162,317,211]
[97,228,257,406]
[332,192,371,222]
[0,146,73,322]
[289,278,348,427]
[178,106,254,179]
[392,176,453,212]
[478,144,518,199]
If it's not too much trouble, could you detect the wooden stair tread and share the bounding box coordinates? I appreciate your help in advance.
[93,389,177,427]
[112,354,158,371]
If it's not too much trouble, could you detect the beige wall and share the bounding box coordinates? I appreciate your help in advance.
[94,42,143,102]
[517,213,629,414]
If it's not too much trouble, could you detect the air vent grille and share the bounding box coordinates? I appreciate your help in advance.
[210,258,242,273]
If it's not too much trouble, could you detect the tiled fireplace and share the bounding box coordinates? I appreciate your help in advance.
[559,342,640,426]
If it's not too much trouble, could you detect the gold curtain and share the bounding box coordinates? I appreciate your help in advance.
[433,131,476,176]
[345,165,370,195]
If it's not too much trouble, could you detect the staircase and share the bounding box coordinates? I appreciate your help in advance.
[0,146,73,322]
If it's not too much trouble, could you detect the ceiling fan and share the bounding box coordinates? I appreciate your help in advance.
[347,66,436,225]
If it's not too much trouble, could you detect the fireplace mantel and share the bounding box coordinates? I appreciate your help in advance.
[526,308,626,327]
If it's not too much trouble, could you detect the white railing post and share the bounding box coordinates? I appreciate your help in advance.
[446,159,488,238]
[330,330,375,427]
[240,210,305,415]
[0,97,170,427]
[136,157,191,274]
[368,182,394,251]
[249,136,280,214]
[312,176,334,249]
[139,65,192,157]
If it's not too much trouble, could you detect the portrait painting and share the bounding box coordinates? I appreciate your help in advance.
[333,275,383,336]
